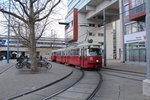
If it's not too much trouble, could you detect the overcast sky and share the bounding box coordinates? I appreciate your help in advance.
[43,0,67,38]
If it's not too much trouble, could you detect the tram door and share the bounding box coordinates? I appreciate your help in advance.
[81,47,84,67]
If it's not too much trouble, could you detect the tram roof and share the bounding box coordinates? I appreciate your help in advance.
[78,42,101,47]
[51,43,101,52]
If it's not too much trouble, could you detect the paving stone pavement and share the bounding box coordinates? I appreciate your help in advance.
[0,59,150,100]
[0,61,72,99]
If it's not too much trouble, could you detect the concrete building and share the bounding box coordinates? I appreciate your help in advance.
[65,0,122,60]
[0,35,66,59]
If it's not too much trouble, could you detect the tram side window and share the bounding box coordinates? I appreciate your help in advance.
[66,50,68,56]
[59,51,61,56]
[71,50,73,56]
[76,48,79,56]
[73,48,80,56]
[84,48,87,56]
[62,51,65,56]
[68,51,70,56]
[57,51,61,56]
[56,52,59,56]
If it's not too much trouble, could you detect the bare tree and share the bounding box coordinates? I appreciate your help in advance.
[0,0,61,72]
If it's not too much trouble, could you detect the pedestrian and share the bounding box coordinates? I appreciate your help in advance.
[40,56,43,61]
[17,55,24,64]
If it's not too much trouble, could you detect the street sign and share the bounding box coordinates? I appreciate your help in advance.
[1,40,6,45]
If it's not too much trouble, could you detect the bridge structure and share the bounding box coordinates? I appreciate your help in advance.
[0,35,67,59]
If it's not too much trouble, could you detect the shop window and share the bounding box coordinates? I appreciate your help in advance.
[126,42,146,62]
[139,49,146,62]
[137,22,145,31]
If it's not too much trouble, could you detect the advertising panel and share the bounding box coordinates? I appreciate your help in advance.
[124,31,146,43]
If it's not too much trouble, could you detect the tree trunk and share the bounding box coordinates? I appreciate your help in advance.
[29,22,38,72]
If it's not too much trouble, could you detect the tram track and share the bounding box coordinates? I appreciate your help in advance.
[86,71,103,100]
[49,70,102,100]
[7,66,103,100]
[101,68,146,81]
[42,69,84,100]
[7,69,74,100]
[102,67,146,75]
[7,65,83,100]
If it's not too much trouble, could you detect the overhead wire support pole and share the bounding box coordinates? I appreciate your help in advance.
[143,0,150,96]
[7,0,11,63]
[145,0,150,80]
[103,9,107,66]
[120,0,125,63]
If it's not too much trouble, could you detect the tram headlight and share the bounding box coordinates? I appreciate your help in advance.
[96,60,99,62]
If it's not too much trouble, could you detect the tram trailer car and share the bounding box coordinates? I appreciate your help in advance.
[51,43,102,69]
[51,52,56,61]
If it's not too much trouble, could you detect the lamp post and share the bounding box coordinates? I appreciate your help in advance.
[7,0,11,63]
[103,9,107,66]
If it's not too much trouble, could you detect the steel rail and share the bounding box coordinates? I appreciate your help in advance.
[102,67,146,75]
[86,71,103,100]
[7,70,73,100]
[102,72,143,81]
[42,69,84,100]
[102,68,146,78]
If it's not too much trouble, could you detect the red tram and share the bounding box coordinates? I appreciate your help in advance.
[50,43,102,69]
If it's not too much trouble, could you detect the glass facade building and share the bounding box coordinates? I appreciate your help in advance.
[123,0,146,63]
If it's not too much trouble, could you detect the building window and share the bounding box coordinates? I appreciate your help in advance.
[98,33,104,37]
[124,5,129,16]
[131,0,145,15]
[123,0,128,5]
[131,0,144,8]
[132,22,138,33]
[125,21,145,35]
[125,24,132,34]
[98,42,104,46]
[138,22,145,31]
[89,24,95,27]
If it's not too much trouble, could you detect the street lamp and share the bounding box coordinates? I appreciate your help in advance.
[58,22,69,25]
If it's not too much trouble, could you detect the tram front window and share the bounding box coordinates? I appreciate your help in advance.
[88,48,101,56]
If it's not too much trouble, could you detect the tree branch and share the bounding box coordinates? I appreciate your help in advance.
[0,8,27,24]
[14,0,30,18]
[33,0,38,3]
[35,0,61,22]
[34,0,52,16]
[36,17,49,40]
[10,23,30,47]
[12,1,24,19]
